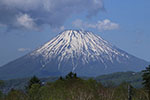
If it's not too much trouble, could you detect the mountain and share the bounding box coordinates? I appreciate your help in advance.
[0,30,148,79]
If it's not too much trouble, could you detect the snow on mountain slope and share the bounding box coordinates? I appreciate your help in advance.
[31,30,129,70]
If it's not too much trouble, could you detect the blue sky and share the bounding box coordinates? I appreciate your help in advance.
[0,0,150,66]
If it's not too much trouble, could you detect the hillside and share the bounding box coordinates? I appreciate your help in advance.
[0,71,144,93]
[95,71,143,88]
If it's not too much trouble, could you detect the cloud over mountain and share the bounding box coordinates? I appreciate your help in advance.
[18,48,31,52]
[0,0,104,30]
[72,19,119,31]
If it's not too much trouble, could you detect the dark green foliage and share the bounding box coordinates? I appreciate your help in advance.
[65,72,78,79]
[5,89,27,100]
[0,72,150,100]
[0,81,4,86]
[0,80,4,99]
[28,84,41,100]
[0,80,4,89]
[142,65,150,100]
[0,91,2,100]
[26,76,41,91]
[1,71,144,92]
[59,76,63,80]
[142,65,150,90]
[113,82,129,99]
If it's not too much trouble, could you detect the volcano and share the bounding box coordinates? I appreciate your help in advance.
[0,30,148,79]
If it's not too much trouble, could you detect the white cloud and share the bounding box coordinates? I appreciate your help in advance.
[97,19,119,31]
[0,0,104,31]
[16,14,37,30]
[51,26,66,33]
[72,19,119,31]
[60,26,65,31]
[18,48,30,52]
[72,19,84,29]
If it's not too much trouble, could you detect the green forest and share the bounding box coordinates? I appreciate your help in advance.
[0,66,150,100]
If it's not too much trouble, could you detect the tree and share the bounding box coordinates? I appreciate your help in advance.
[0,91,2,99]
[114,82,129,100]
[0,80,4,99]
[0,80,4,89]
[26,76,41,91]
[128,84,133,100]
[5,89,27,100]
[59,76,63,80]
[65,72,78,79]
[28,84,41,100]
[142,65,150,100]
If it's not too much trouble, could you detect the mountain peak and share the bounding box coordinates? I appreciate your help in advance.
[31,30,129,70]
[0,30,148,79]
[61,29,92,36]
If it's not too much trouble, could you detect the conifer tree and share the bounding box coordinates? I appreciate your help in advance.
[65,72,78,79]
[142,65,150,100]
[26,76,41,91]
[59,76,63,80]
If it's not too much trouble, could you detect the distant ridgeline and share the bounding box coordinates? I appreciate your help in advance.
[95,71,143,88]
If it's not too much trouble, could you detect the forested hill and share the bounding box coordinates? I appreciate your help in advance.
[95,71,143,88]
[1,71,143,93]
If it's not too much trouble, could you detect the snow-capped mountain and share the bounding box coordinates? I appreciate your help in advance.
[0,30,148,79]
[31,30,130,70]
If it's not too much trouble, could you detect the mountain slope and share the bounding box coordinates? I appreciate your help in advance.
[0,30,148,79]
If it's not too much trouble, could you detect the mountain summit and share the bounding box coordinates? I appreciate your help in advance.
[0,30,148,79]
